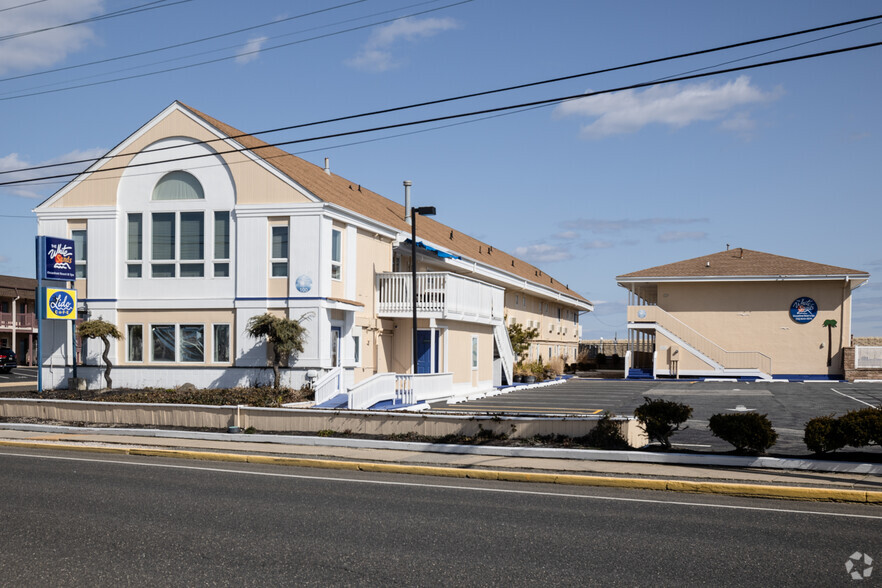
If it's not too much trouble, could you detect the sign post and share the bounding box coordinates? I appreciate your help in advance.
[36,236,77,393]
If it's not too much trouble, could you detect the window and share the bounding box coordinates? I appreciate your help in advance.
[127,325,143,362]
[214,211,230,277]
[72,229,87,279]
[331,326,341,367]
[152,325,176,362]
[213,324,230,363]
[331,229,342,280]
[471,336,478,369]
[152,171,204,200]
[180,325,204,362]
[353,334,361,365]
[271,225,288,277]
[127,214,142,278]
[151,212,205,278]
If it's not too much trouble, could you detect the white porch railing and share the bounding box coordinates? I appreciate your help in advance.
[377,272,504,322]
[627,305,772,375]
[313,366,344,405]
[855,347,882,369]
[347,372,454,409]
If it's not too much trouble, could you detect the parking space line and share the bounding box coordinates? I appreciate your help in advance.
[830,388,876,408]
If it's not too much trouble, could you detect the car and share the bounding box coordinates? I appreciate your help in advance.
[0,347,16,373]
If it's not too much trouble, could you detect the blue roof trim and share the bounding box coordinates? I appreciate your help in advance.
[406,239,462,260]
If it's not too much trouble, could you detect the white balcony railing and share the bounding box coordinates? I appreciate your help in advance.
[377,272,504,323]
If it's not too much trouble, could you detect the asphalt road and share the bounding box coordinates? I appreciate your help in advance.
[431,379,882,455]
[0,448,880,586]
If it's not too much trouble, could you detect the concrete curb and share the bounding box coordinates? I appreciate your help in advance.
[2,422,880,475]
[1,438,880,504]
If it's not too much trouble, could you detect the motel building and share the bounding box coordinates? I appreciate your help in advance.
[34,102,591,408]
[617,248,869,381]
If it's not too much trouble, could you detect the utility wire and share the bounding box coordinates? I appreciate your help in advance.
[2,12,879,177]
[0,0,47,14]
[0,0,193,43]
[0,0,371,83]
[0,0,474,101]
[3,39,880,189]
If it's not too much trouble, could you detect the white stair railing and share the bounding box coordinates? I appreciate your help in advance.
[493,322,515,385]
[313,366,344,405]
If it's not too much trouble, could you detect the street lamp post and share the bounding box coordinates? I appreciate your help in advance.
[410,204,436,374]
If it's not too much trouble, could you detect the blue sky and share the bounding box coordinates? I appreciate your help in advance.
[1,0,880,337]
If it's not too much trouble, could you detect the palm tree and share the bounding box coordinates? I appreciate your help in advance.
[76,318,123,389]
[246,313,308,389]
[823,319,838,367]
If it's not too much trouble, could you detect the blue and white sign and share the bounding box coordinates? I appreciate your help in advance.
[41,236,76,281]
[295,274,313,293]
[790,297,818,324]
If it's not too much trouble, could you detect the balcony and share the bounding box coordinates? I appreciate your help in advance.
[377,272,504,324]
[0,312,36,330]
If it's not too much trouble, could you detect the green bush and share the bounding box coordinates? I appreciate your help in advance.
[708,412,778,454]
[804,415,846,453]
[633,397,692,449]
[838,407,882,448]
[578,413,629,450]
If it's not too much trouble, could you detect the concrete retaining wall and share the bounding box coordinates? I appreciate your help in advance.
[0,399,648,448]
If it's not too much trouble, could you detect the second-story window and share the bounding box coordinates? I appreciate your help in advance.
[127,213,142,278]
[151,212,204,278]
[271,225,288,277]
[331,228,342,280]
[214,211,230,277]
[72,229,87,279]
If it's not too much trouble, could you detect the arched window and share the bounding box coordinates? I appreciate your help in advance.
[152,171,204,201]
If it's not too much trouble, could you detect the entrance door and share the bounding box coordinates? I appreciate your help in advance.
[416,330,439,374]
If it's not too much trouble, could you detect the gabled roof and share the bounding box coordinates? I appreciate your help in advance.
[178,102,590,306]
[617,248,869,282]
[0,275,37,300]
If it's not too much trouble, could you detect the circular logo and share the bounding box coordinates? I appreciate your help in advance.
[49,291,74,317]
[790,297,817,324]
[845,552,873,581]
[637,309,647,319]
[295,274,312,293]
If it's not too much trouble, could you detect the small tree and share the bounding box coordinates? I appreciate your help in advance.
[708,412,778,454]
[507,318,539,363]
[77,318,123,389]
[633,397,692,449]
[246,313,308,389]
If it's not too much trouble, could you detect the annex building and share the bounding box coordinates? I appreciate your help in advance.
[617,248,869,380]
[34,102,591,407]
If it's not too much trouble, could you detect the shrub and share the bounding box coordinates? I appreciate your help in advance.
[546,357,565,377]
[804,415,846,453]
[708,412,778,454]
[578,413,629,450]
[838,407,882,448]
[633,397,692,449]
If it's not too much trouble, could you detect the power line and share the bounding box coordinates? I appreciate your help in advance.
[4,12,880,177]
[3,39,880,189]
[0,0,371,83]
[0,0,475,101]
[0,0,193,43]
[0,0,48,14]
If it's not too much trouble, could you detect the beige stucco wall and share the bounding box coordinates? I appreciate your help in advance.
[504,291,581,362]
[51,108,313,209]
[116,309,235,367]
[654,280,853,375]
[351,230,393,384]
[445,322,493,385]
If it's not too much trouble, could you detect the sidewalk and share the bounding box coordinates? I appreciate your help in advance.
[1,424,880,502]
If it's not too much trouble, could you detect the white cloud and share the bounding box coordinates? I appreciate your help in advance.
[582,240,614,250]
[553,230,579,240]
[657,231,707,243]
[555,76,780,138]
[0,0,104,74]
[0,148,106,198]
[347,17,459,72]
[235,36,268,64]
[513,243,573,263]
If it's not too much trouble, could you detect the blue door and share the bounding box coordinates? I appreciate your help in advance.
[416,330,439,374]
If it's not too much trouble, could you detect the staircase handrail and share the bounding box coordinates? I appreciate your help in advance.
[313,366,344,405]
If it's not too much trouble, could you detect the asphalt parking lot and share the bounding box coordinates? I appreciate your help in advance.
[431,378,882,456]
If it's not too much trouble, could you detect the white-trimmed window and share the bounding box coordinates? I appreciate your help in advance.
[471,336,478,369]
[151,211,205,278]
[352,327,362,366]
[213,324,230,363]
[127,213,142,278]
[331,228,342,280]
[151,324,205,362]
[271,225,288,277]
[152,171,204,201]
[72,229,87,279]
[127,324,143,362]
[214,211,230,277]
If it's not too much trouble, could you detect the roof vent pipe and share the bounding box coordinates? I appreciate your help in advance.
[403,180,412,225]
[324,158,331,175]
